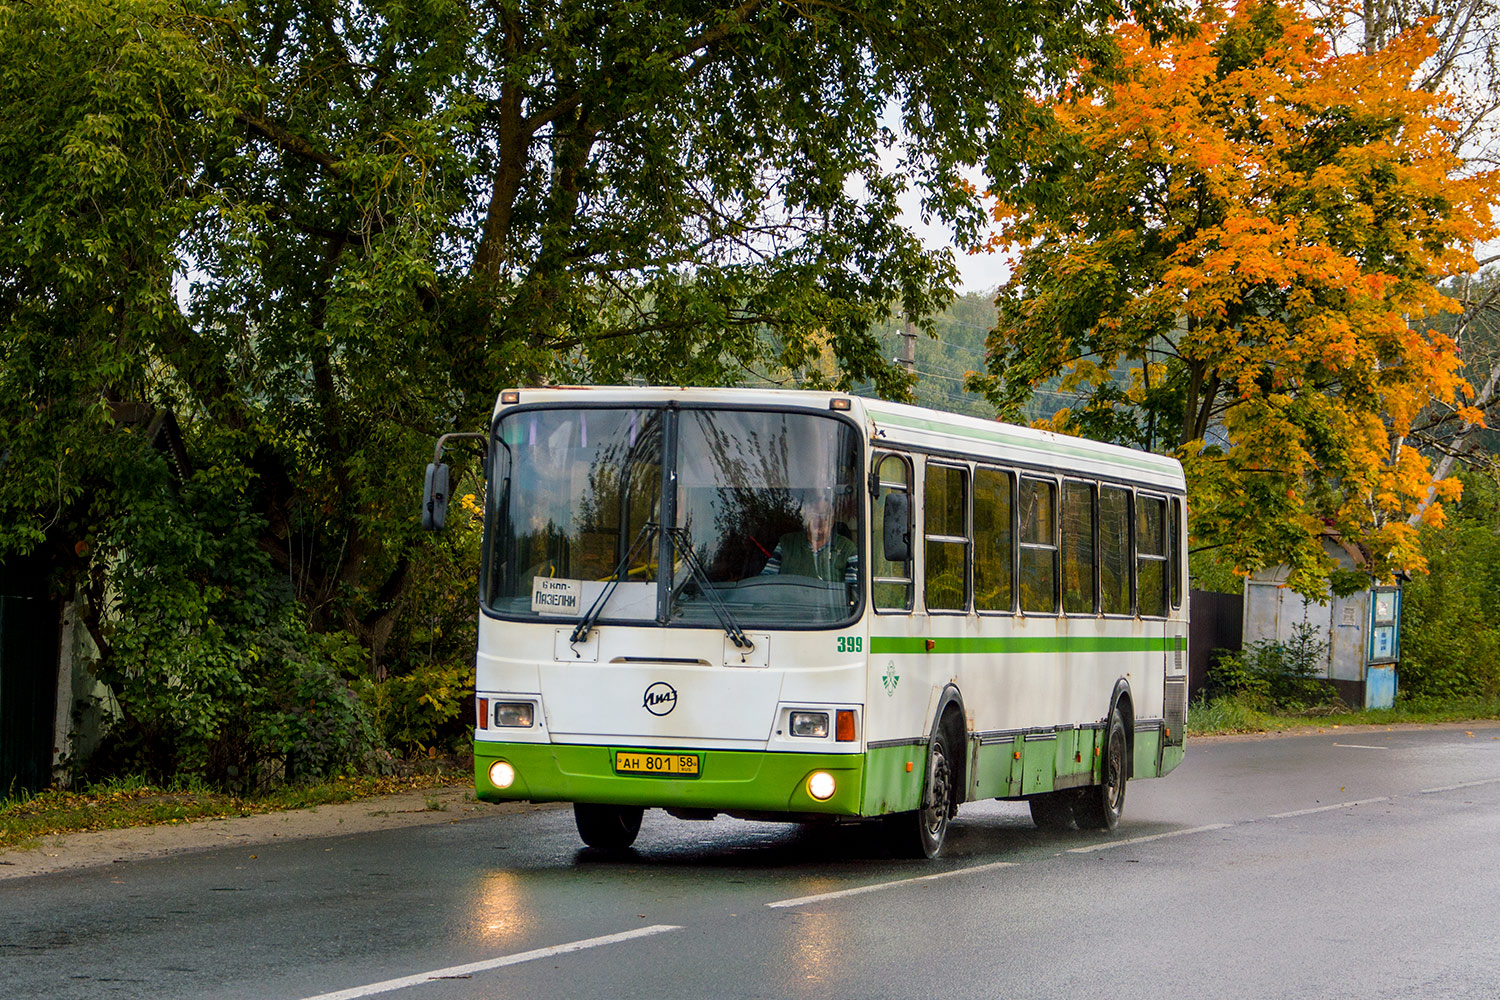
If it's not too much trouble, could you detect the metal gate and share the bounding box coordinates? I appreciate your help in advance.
[0,555,59,796]
[1188,589,1243,697]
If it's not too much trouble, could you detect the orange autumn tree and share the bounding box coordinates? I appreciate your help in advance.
[969,0,1500,594]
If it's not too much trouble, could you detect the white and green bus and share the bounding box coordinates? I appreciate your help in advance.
[424,386,1187,857]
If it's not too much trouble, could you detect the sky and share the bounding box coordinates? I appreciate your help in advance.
[911,206,1010,296]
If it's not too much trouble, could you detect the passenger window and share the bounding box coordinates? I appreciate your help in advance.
[872,454,914,612]
[1061,480,1097,615]
[924,463,970,612]
[974,467,1014,613]
[1138,495,1168,618]
[1170,496,1184,610]
[1019,478,1058,614]
[1099,486,1131,615]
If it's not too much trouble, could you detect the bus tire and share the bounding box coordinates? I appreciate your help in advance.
[885,716,959,859]
[1074,708,1128,831]
[574,803,644,850]
[1028,790,1077,830]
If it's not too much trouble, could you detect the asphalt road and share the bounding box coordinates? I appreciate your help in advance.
[4,724,1499,1000]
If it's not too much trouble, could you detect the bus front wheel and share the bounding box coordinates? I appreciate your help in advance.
[574,803,644,850]
[885,720,957,859]
[1074,708,1128,831]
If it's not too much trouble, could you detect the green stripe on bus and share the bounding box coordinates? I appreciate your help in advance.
[870,410,1178,477]
[869,635,1183,655]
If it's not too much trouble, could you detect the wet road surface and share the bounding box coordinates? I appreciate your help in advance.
[4,724,1498,999]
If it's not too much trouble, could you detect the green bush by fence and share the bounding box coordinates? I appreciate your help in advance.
[1208,620,1336,711]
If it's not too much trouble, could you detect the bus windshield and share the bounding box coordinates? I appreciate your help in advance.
[485,406,862,628]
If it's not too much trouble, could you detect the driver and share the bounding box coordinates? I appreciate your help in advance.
[760,489,858,584]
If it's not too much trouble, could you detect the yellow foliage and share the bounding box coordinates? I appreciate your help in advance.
[1457,406,1487,428]
[980,0,1499,592]
[1032,408,1076,435]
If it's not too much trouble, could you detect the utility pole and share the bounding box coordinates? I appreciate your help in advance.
[899,318,917,374]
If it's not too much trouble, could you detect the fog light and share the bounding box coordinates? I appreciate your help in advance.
[790,711,829,738]
[489,760,516,789]
[494,702,534,727]
[807,771,836,800]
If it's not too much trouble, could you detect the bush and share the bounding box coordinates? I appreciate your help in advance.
[1205,650,1271,705]
[1207,619,1336,710]
[249,628,379,785]
[79,435,379,789]
[355,660,473,756]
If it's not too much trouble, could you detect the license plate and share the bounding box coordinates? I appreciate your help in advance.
[615,751,700,776]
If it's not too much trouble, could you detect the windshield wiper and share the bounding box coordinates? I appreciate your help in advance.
[666,526,753,650]
[570,521,658,645]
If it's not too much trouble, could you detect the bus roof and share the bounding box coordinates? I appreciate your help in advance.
[496,386,1185,492]
[857,396,1185,491]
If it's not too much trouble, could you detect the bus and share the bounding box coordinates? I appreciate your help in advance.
[423,386,1188,858]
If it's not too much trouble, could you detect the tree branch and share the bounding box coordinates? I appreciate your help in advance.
[476,0,772,280]
[235,110,343,177]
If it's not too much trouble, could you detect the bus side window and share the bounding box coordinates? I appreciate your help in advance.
[974,467,1013,613]
[1100,485,1131,615]
[1137,495,1168,618]
[1061,479,1097,615]
[1019,477,1058,614]
[1170,496,1184,610]
[872,454,914,611]
[924,463,970,612]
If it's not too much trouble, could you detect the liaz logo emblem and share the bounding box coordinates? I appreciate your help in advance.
[643,682,678,716]
[882,661,899,696]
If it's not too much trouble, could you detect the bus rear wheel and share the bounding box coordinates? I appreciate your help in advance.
[574,803,644,850]
[1074,708,1128,831]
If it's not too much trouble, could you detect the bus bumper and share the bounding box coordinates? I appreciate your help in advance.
[474,740,865,817]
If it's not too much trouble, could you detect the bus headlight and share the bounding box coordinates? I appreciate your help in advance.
[494,702,535,727]
[807,771,836,801]
[790,711,829,738]
[489,760,516,789]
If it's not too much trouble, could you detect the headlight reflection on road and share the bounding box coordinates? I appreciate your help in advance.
[786,907,843,984]
[470,870,537,943]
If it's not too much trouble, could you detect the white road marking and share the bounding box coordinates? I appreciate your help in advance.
[1066,824,1231,853]
[1420,776,1500,794]
[296,925,683,1000]
[765,860,1016,908]
[1332,743,1390,750]
[1268,798,1390,818]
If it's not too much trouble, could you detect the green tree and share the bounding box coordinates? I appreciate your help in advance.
[1400,471,1500,700]
[1,0,1185,781]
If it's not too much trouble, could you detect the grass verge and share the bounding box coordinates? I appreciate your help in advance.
[0,767,467,852]
[1188,694,1500,736]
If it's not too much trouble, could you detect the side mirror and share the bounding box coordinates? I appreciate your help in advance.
[882,493,911,562]
[422,462,450,530]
